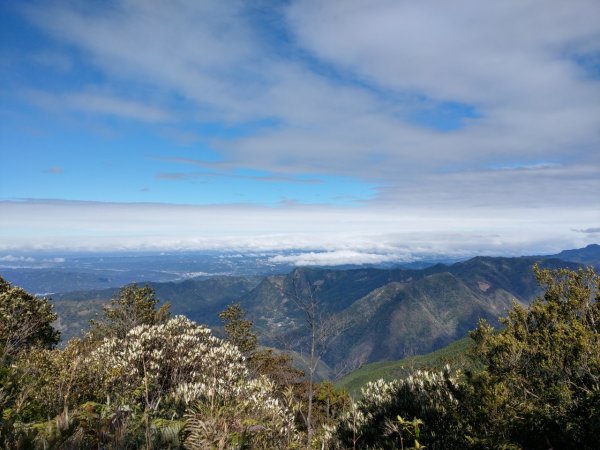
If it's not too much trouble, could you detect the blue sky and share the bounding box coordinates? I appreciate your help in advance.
[1,0,599,261]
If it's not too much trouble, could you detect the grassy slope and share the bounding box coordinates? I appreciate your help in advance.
[336,336,477,398]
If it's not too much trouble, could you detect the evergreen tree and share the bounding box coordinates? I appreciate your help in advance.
[469,265,600,449]
[89,283,171,340]
[0,276,59,364]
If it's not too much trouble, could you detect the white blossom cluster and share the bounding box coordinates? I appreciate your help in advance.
[89,315,297,441]
[330,367,461,443]
[360,367,459,415]
[91,316,247,406]
[178,375,296,438]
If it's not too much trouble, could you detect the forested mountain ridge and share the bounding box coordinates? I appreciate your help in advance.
[52,275,262,341]
[549,243,600,265]
[40,248,597,372]
[236,256,582,372]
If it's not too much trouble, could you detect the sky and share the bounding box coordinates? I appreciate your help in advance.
[1,0,599,264]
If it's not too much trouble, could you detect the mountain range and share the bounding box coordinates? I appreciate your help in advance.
[3,244,599,377]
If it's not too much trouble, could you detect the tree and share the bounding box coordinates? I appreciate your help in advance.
[0,278,62,448]
[219,303,305,394]
[0,276,60,364]
[285,270,343,445]
[89,283,170,340]
[329,265,600,449]
[469,265,600,449]
[219,303,258,356]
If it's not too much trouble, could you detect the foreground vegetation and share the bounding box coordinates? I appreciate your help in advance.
[1,265,598,449]
[335,337,477,398]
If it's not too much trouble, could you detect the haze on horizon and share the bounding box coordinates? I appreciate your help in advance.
[1,0,599,264]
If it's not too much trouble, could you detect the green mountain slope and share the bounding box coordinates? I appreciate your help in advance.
[325,272,514,371]
[336,337,476,398]
[44,251,586,370]
[53,275,261,341]
[235,257,580,374]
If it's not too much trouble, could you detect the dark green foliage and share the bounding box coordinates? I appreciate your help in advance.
[468,265,600,449]
[0,276,60,364]
[250,348,305,388]
[219,303,258,355]
[88,283,171,340]
[332,265,600,450]
[3,402,183,450]
[3,261,599,449]
[312,381,351,430]
[219,303,305,386]
[383,416,425,450]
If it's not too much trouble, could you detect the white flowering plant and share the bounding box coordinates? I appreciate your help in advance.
[330,367,468,450]
[90,315,298,448]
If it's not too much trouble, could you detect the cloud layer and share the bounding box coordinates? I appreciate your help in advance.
[1,200,598,262]
[2,1,599,254]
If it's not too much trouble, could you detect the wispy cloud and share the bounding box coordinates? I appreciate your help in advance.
[43,166,63,174]
[0,255,35,262]
[31,51,72,72]
[154,158,324,184]
[24,89,171,123]
[573,227,600,235]
[155,171,322,184]
[269,251,404,266]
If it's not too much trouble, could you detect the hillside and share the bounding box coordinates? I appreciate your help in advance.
[53,275,261,341]
[28,250,588,370]
[549,243,600,267]
[236,256,580,374]
[336,336,476,397]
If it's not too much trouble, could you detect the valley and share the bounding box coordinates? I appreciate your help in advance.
[4,244,597,378]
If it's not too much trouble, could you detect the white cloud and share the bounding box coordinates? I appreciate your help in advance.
[24,89,171,123]
[46,257,65,263]
[287,0,600,104]
[8,0,600,238]
[0,200,598,258]
[374,163,600,208]
[0,255,35,262]
[20,0,599,184]
[269,251,405,266]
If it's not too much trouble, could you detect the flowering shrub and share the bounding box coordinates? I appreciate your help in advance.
[91,315,297,447]
[183,377,298,449]
[330,367,467,449]
[92,315,247,411]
